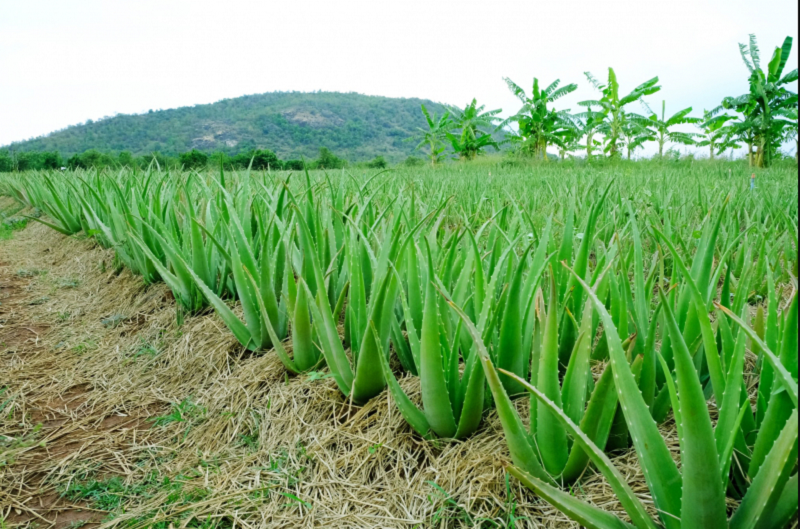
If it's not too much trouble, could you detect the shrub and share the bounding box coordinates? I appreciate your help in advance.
[366,156,388,169]
[179,149,209,169]
[314,147,346,170]
[41,152,63,170]
[283,159,305,171]
[233,149,281,170]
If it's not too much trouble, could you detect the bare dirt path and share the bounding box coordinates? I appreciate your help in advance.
[0,211,169,528]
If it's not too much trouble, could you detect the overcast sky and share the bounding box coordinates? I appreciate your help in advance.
[1,0,797,156]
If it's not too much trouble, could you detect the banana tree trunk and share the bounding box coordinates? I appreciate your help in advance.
[755,135,766,168]
[709,143,715,160]
[586,133,594,160]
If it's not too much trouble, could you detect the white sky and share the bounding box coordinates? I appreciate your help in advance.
[1,0,797,156]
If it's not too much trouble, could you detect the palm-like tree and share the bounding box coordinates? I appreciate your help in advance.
[697,108,738,159]
[555,120,583,160]
[581,68,661,158]
[573,102,607,160]
[643,100,701,156]
[447,99,504,160]
[723,35,797,167]
[504,77,578,160]
[412,104,453,167]
[620,111,656,160]
[777,107,798,159]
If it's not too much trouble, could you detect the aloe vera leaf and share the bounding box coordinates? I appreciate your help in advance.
[567,265,682,529]
[418,243,457,437]
[502,369,658,529]
[157,241,253,350]
[507,467,638,529]
[536,271,569,475]
[748,292,798,479]
[655,228,726,405]
[730,408,799,529]
[562,362,620,482]
[716,304,798,407]
[453,334,486,439]
[243,266,304,374]
[640,304,662,409]
[715,306,749,479]
[301,281,353,396]
[561,324,592,426]
[374,324,432,439]
[628,203,649,353]
[756,260,779,424]
[448,299,550,481]
[756,473,798,529]
[661,290,728,529]
[291,280,318,371]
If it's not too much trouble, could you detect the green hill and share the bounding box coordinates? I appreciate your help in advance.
[6,92,451,162]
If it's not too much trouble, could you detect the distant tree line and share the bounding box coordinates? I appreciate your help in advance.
[0,146,389,172]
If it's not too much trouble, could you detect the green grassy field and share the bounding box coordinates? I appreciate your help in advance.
[0,159,797,528]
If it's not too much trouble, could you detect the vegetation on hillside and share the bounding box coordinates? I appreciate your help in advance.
[3,92,450,162]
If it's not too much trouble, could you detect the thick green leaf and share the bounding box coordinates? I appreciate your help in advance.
[717,304,798,407]
[419,244,457,437]
[730,408,799,529]
[660,291,728,529]
[502,369,658,529]
[508,467,637,529]
[537,272,569,475]
[562,362,620,482]
[447,298,550,481]
[566,265,682,529]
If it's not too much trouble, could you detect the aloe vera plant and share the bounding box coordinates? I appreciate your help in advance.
[457,260,798,529]
[379,241,487,439]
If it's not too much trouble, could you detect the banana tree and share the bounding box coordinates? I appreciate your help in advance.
[412,104,453,167]
[504,77,578,160]
[582,69,661,158]
[723,35,797,167]
[779,106,798,159]
[620,111,656,160]
[725,115,760,165]
[643,100,701,156]
[447,99,504,160]
[697,109,738,159]
[556,123,583,160]
[573,102,607,160]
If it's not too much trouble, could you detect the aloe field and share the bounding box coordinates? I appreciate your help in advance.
[0,159,798,528]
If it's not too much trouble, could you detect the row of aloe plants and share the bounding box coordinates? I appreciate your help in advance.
[1,165,797,528]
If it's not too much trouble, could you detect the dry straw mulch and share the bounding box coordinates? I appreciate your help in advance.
[0,203,707,529]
